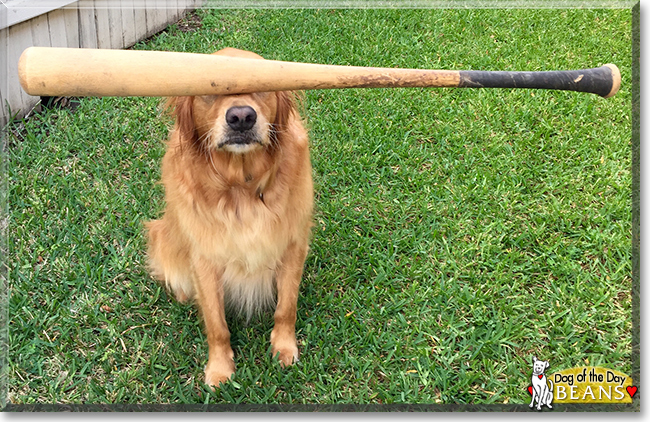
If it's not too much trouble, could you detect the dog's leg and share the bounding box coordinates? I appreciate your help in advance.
[529,386,538,408]
[536,385,544,410]
[270,240,308,367]
[192,255,235,388]
[145,218,194,303]
[546,381,553,409]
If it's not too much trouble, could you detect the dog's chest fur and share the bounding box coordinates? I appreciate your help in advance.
[171,165,289,316]
[170,151,290,276]
[208,186,289,274]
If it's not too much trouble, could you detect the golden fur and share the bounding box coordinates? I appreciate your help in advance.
[145,48,313,387]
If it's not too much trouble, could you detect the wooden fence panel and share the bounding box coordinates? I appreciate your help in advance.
[164,1,173,25]
[7,20,33,115]
[145,0,168,38]
[0,27,6,126]
[94,5,111,49]
[78,2,98,48]
[108,6,124,49]
[121,0,137,48]
[169,0,182,24]
[28,14,51,47]
[62,7,80,47]
[133,3,147,44]
[46,9,68,47]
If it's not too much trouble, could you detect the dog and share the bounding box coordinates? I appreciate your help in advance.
[529,356,553,410]
[145,48,313,388]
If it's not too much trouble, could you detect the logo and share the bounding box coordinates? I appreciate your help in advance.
[526,357,637,407]
[528,356,554,410]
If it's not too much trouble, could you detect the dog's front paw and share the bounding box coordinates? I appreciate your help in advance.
[271,344,299,367]
[270,330,299,367]
[204,358,236,389]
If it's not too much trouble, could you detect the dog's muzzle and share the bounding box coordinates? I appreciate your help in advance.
[218,106,263,148]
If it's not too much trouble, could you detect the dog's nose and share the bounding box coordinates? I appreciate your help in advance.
[225,106,257,132]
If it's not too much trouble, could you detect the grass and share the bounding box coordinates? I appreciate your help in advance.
[4,8,633,406]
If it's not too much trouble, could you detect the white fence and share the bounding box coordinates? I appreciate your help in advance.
[1,0,203,127]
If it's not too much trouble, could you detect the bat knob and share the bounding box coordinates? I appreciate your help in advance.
[603,63,621,98]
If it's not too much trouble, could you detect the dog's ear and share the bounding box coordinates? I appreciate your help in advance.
[532,356,537,364]
[272,91,302,146]
[165,96,196,149]
[544,361,550,370]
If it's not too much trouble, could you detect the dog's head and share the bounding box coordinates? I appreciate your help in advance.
[166,48,299,154]
[531,356,549,376]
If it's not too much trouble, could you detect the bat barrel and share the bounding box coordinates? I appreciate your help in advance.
[458,64,620,98]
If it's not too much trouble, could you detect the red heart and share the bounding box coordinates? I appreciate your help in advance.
[538,374,543,379]
[527,386,533,395]
[626,386,637,398]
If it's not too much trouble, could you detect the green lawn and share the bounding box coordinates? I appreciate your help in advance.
[4,8,633,406]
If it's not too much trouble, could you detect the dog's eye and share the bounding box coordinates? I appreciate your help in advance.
[253,92,271,100]
[199,95,218,103]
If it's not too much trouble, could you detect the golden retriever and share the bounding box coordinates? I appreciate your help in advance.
[145,48,313,388]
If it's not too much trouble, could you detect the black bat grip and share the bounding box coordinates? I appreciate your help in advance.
[458,64,620,98]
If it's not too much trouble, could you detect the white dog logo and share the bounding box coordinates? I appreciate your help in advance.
[529,356,553,410]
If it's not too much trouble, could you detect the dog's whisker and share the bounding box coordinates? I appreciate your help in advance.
[196,129,214,156]
[208,150,219,176]
[194,121,216,130]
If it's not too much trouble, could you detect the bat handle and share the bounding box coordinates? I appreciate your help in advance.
[457,63,621,98]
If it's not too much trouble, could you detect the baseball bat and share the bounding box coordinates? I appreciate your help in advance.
[18,47,621,98]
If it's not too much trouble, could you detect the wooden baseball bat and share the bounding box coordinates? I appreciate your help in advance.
[18,47,621,98]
